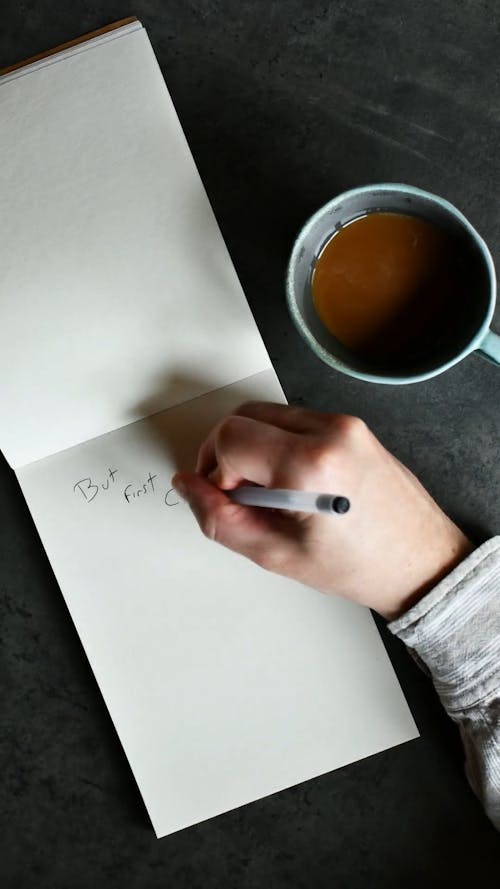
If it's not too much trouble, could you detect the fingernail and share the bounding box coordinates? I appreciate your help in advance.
[172,474,187,498]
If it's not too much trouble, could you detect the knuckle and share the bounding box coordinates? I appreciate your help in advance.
[215,415,243,449]
[234,400,260,414]
[287,405,308,423]
[343,414,367,436]
[198,502,236,545]
[198,511,218,541]
[274,437,313,483]
[328,413,367,439]
[197,502,227,542]
[304,440,335,472]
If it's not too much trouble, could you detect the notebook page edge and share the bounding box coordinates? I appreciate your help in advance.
[11,368,279,472]
[0,18,141,83]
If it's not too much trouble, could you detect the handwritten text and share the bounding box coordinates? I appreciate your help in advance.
[73,468,180,509]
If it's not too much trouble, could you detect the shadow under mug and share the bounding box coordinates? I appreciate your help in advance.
[286,183,500,384]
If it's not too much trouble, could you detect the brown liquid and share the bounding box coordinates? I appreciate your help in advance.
[311,212,474,369]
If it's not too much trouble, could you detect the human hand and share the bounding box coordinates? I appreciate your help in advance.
[172,403,472,620]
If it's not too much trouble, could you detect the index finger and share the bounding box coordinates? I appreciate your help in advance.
[233,401,329,433]
[196,414,298,487]
[195,402,328,476]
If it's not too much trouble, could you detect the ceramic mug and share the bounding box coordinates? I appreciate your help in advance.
[286,183,500,384]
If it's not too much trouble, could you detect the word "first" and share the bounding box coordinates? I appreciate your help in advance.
[73,468,180,507]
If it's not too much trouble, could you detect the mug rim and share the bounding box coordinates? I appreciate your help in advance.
[286,182,497,385]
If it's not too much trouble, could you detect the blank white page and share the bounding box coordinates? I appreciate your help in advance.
[0,24,269,468]
[17,369,417,838]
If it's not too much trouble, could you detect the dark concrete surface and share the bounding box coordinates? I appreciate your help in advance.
[1,1,500,886]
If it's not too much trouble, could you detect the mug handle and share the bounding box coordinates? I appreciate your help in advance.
[477,330,500,367]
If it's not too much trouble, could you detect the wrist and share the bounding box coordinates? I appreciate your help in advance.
[380,530,474,621]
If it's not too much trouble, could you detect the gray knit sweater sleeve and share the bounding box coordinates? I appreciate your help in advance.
[389,537,500,830]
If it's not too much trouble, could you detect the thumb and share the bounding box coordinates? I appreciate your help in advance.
[171,472,297,571]
[172,471,242,544]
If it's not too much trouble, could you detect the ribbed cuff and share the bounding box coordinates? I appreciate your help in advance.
[389,537,500,712]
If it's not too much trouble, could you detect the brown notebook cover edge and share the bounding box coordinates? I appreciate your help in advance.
[0,17,138,76]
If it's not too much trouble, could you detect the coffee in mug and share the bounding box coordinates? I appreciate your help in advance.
[286,184,500,384]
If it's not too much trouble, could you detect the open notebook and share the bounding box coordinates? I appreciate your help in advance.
[0,19,418,837]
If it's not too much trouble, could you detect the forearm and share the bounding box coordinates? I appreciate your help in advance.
[389,537,500,830]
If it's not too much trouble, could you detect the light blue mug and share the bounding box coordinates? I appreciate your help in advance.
[286,183,500,384]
